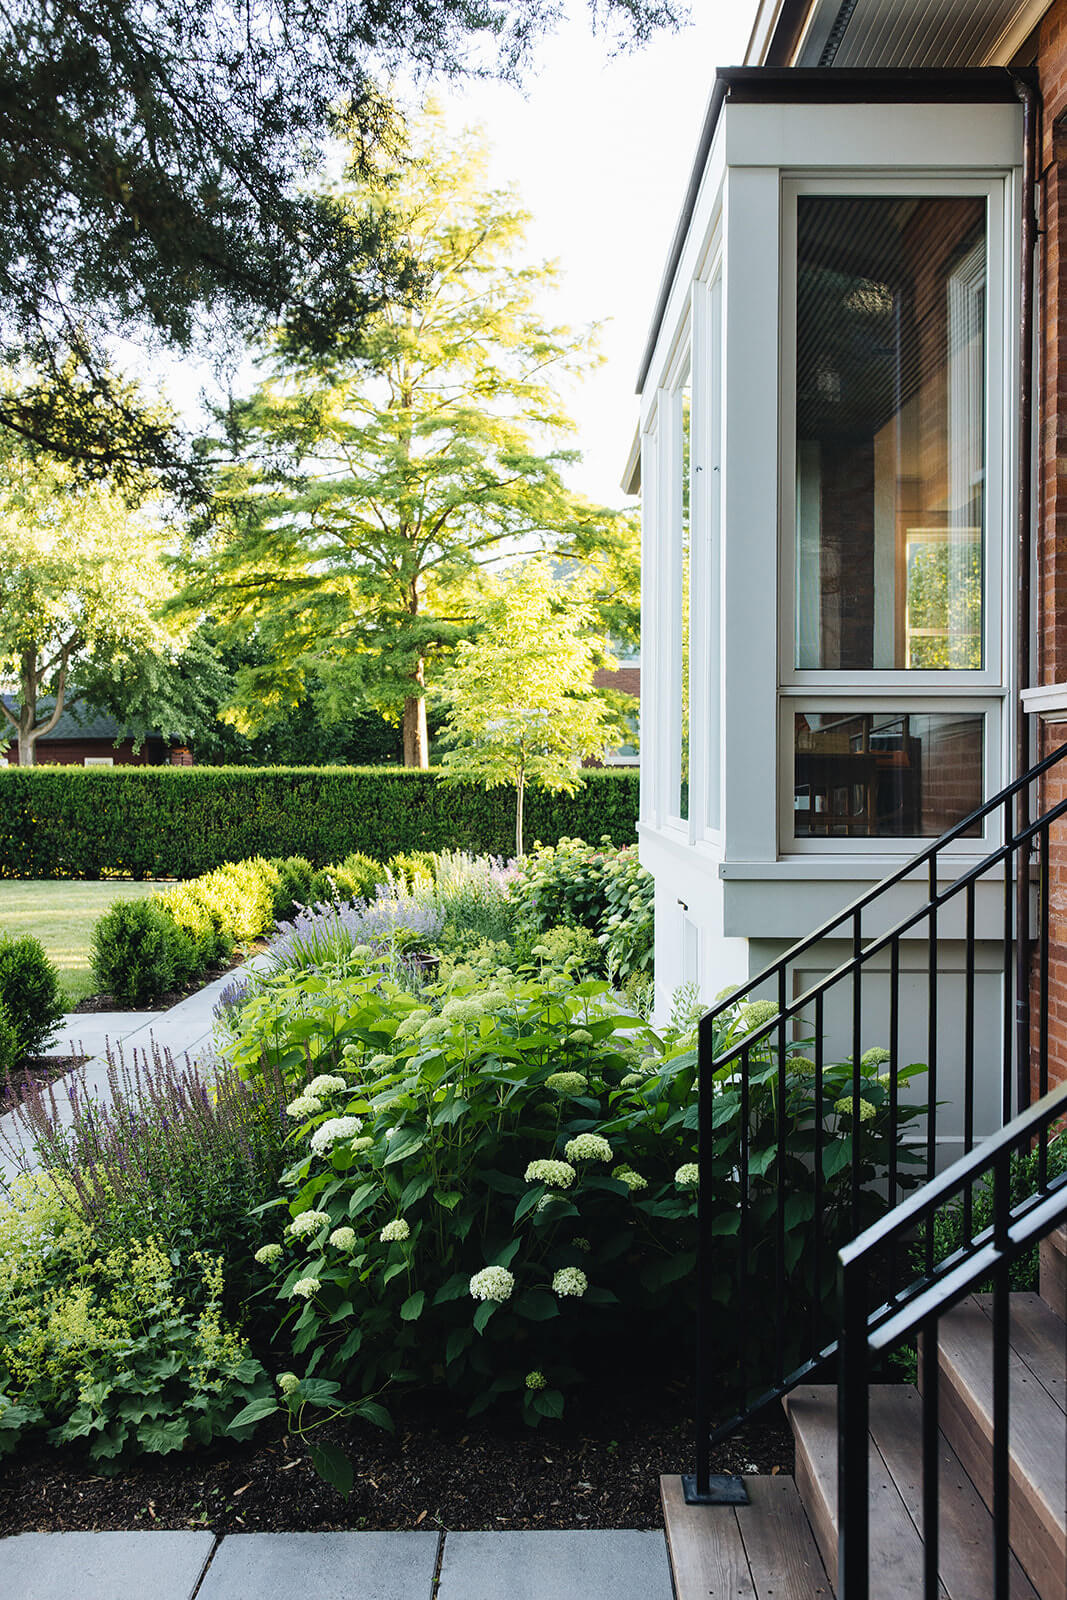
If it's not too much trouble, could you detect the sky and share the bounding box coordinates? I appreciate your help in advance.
[151,2,757,511]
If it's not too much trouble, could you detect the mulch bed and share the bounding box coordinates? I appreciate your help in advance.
[0,1057,91,1117]
[0,1382,794,1536]
[71,944,267,1016]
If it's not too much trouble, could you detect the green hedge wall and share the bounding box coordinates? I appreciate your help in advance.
[1,767,640,879]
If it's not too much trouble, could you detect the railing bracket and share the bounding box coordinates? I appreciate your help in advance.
[681,1473,749,1506]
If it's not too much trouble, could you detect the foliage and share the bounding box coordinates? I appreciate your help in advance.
[511,836,653,982]
[438,560,622,854]
[921,1133,1067,1294]
[155,880,234,972]
[0,766,639,878]
[268,889,444,974]
[0,934,64,1058]
[531,924,605,978]
[0,1179,270,1465]
[271,857,318,922]
[220,957,924,1461]
[431,850,519,949]
[190,858,280,943]
[0,0,676,483]
[0,428,180,765]
[0,1003,17,1077]
[90,899,184,1004]
[181,108,631,768]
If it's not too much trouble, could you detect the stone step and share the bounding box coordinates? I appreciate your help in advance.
[932,1294,1066,1600]
[783,1383,1040,1600]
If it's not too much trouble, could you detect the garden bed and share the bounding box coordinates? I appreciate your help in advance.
[1,1056,91,1116]
[70,943,266,1015]
[0,1383,792,1536]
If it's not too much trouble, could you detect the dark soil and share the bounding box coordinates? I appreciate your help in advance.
[0,1383,793,1536]
[0,1056,91,1116]
[72,944,266,1016]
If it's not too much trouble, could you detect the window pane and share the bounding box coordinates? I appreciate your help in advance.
[795,196,986,671]
[676,382,691,819]
[794,711,983,838]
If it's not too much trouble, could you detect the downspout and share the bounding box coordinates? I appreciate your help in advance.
[1011,69,1040,1113]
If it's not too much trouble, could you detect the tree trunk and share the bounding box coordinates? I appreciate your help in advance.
[515,770,525,859]
[399,656,428,768]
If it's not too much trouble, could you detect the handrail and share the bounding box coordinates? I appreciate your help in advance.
[687,739,1067,1503]
[698,738,1067,1041]
[837,1080,1067,1599]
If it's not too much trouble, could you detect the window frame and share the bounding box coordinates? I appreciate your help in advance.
[777,174,1009,696]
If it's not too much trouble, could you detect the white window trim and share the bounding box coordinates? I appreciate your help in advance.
[777,695,1004,856]
[777,173,1010,696]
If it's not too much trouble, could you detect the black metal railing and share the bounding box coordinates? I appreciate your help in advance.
[687,740,1067,1502]
[838,1079,1067,1599]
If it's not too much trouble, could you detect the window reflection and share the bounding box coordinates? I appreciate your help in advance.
[794,712,983,838]
[795,196,986,672]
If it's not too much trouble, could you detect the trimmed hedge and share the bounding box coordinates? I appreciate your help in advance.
[1,766,640,879]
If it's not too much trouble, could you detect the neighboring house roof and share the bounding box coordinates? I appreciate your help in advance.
[0,696,165,743]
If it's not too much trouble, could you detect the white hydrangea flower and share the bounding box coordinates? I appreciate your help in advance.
[612,1165,648,1193]
[292,1277,321,1299]
[288,1210,331,1238]
[379,1218,410,1243]
[309,1115,364,1156]
[418,1015,450,1041]
[835,1095,877,1123]
[342,1043,361,1060]
[741,999,779,1030]
[285,1094,323,1120]
[306,1074,347,1098]
[536,1193,562,1212]
[861,1046,892,1070]
[524,1159,576,1189]
[545,1072,587,1096]
[254,1243,283,1266]
[442,997,485,1024]
[469,1265,516,1302]
[568,1028,593,1045]
[350,1136,375,1153]
[277,1371,300,1394]
[329,1226,357,1250]
[675,1163,700,1190]
[564,1133,612,1164]
[620,1072,646,1089]
[394,1012,428,1040]
[531,944,550,957]
[552,1266,588,1298]
[525,1370,547,1391]
[572,1237,591,1252]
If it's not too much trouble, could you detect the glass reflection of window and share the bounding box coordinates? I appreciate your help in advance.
[677,381,691,820]
[793,710,983,839]
[794,197,986,672]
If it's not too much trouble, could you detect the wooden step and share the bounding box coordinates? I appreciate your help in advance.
[1040,1227,1066,1321]
[783,1383,1040,1600]
[933,1294,1066,1600]
[660,1471,832,1600]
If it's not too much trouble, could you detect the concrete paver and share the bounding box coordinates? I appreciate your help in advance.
[0,1530,215,1600]
[196,1531,441,1600]
[43,1012,159,1060]
[436,1529,674,1600]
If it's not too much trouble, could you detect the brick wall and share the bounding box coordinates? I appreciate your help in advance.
[4,737,168,767]
[1033,0,1067,1094]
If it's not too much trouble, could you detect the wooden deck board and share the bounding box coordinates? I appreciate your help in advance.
[660,1474,756,1600]
[734,1475,833,1599]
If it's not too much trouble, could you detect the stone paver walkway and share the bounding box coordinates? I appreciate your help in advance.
[0,1528,673,1599]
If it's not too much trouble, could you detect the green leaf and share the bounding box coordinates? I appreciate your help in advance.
[228,1397,279,1432]
[446,1326,474,1364]
[473,1299,498,1334]
[434,1189,463,1211]
[309,1441,354,1498]
[383,1132,425,1167]
[531,1388,565,1419]
[400,1290,425,1321]
[433,1272,470,1305]
[354,1399,394,1433]
[515,1287,559,1321]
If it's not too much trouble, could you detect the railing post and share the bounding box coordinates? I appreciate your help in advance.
[838,1251,869,1600]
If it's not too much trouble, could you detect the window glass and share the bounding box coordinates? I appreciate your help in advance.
[676,380,691,819]
[793,711,983,838]
[795,196,986,671]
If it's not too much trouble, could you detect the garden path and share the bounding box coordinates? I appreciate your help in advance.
[0,1527,674,1598]
[0,962,264,1183]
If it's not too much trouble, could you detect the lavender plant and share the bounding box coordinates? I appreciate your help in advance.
[268,887,444,975]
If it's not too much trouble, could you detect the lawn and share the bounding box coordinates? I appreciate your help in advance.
[0,880,172,1006]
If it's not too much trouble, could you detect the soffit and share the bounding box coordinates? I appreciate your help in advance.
[793,0,1043,68]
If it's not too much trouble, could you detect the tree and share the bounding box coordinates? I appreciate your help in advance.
[182,106,628,768]
[0,444,180,765]
[0,0,679,484]
[436,560,621,856]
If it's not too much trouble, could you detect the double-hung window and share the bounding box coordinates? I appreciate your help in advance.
[779,176,1009,852]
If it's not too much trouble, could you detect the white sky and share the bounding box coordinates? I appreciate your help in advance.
[441,3,756,505]
[152,3,757,510]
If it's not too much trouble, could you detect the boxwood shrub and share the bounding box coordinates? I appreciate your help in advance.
[0,767,639,879]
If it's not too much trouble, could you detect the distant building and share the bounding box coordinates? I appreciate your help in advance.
[1,698,192,766]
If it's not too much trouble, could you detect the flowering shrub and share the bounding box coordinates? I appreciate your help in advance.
[268,888,444,973]
[511,837,654,985]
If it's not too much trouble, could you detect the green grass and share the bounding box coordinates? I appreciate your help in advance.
[0,880,172,1006]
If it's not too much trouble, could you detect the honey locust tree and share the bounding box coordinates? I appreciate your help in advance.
[0,441,180,764]
[437,559,621,856]
[184,107,622,767]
